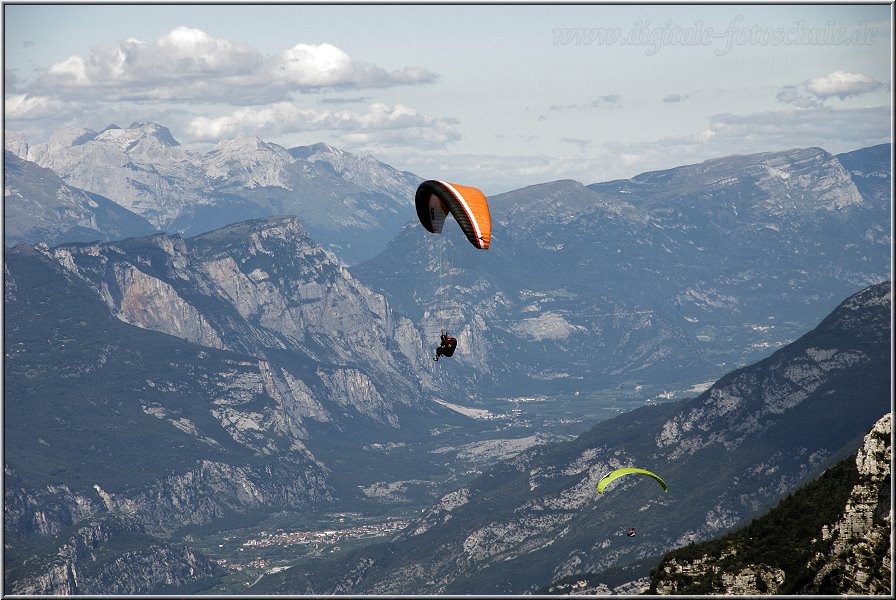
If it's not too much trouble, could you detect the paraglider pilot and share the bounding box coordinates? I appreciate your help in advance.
[434,332,458,361]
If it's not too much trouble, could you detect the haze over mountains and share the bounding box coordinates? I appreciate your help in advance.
[3,125,892,594]
[355,142,890,392]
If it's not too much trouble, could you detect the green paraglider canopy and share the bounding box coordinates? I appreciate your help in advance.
[596,467,668,494]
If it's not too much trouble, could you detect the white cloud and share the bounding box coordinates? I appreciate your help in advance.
[270,43,434,89]
[805,70,882,100]
[28,27,436,105]
[270,43,359,87]
[4,94,77,120]
[187,102,461,148]
[46,55,90,84]
[777,71,884,109]
[619,153,642,168]
[40,27,259,90]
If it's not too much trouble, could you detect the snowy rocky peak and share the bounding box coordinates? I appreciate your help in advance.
[91,123,185,164]
[6,122,423,263]
[25,123,192,165]
[17,124,203,228]
[212,135,286,156]
[290,141,340,159]
[4,130,30,158]
[133,122,180,147]
[10,126,98,163]
[94,122,180,150]
[3,151,156,246]
[289,141,420,201]
[205,136,296,188]
[46,126,98,149]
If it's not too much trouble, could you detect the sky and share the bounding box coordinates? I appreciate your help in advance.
[3,1,893,195]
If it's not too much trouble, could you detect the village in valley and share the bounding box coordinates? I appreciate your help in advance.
[206,515,412,578]
[240,518,411,551]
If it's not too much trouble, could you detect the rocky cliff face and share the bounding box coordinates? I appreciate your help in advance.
[4,218,439,526]
[47,216,434,419]
[801,412,891,594]
[650,412,891,595]
[4,459,330,541]
[4,513,219,595]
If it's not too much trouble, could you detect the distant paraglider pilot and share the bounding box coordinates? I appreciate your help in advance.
[434,332,457,361]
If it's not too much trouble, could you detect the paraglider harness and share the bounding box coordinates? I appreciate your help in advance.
[434,332,457,361]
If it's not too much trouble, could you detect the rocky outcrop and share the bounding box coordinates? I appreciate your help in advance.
[113,260,227,349]
[650,412,892,595]
[4,468,101,538]
[801,412,891,594]
[541,576,651,595]
[653,547,787,594]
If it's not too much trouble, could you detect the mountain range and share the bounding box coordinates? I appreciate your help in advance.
[3,128,892,594]
[5,123,421,265]
[10,125,888,409]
